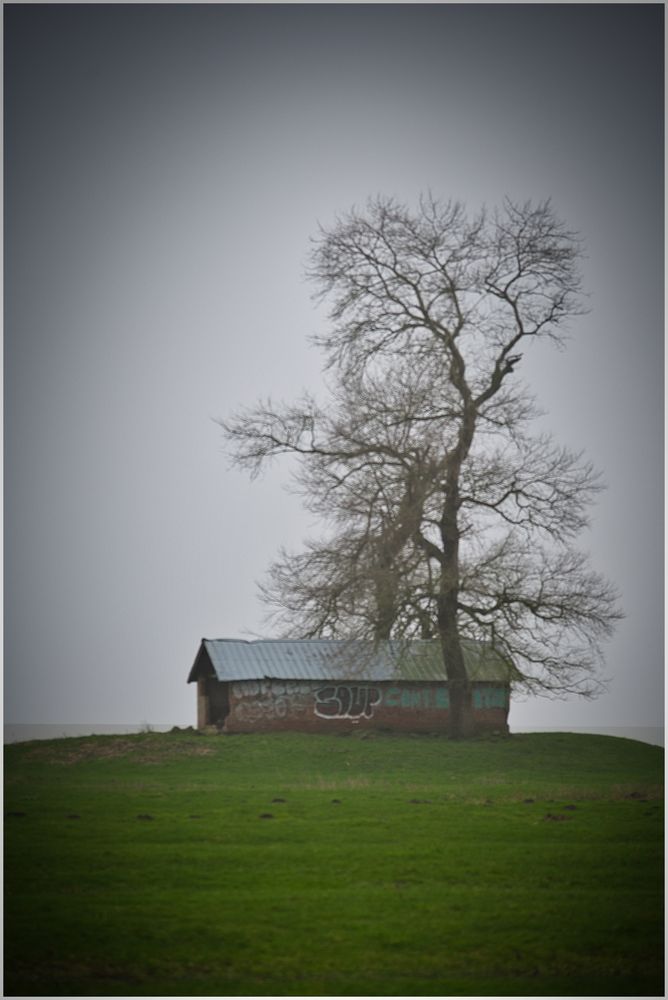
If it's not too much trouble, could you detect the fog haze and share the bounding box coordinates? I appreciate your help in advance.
[4,4,664,733]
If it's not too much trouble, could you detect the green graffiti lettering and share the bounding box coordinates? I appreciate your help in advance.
[400,689,421,709]
[435,687,449,708]
[384,687,401,708]
[473,687,507,709]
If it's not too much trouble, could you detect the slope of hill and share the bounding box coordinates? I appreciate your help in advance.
[4,730,663,996]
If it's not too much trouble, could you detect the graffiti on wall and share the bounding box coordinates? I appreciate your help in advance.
[314,685,381,720]
[473,687,507,709]
[313,684,508,720]
[230,679,312,724]
[227,679,507,727]
[384,687,449,710]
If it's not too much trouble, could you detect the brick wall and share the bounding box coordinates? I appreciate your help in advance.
[213,678,509,734]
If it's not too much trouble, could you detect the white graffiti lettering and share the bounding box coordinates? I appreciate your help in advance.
[314,685,381,720]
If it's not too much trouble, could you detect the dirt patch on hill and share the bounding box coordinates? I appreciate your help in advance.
[25,734,216,765]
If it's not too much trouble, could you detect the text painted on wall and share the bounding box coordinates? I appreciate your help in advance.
[313,684,507,720]
[314,685,381,719]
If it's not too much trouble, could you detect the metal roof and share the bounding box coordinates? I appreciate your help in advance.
[188,638,513,684]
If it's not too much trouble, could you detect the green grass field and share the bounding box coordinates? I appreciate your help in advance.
[4,729,664,996]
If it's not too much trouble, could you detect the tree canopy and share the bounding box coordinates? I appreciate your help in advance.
[222,195,622,736]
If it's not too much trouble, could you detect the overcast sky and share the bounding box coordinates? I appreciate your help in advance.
[4,3,664,732]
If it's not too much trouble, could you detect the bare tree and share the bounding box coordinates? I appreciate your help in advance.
[222,196,622,737]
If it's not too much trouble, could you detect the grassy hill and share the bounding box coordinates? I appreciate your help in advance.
[4,729,663,996]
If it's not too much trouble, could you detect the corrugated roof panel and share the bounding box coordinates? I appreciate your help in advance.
[196,638,513,683]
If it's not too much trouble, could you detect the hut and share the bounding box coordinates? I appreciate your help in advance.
[187,638,513,734]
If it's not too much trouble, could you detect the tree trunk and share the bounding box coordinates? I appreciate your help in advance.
[438,592,474,738]
[373,556,397,642]
[438,460,474,738]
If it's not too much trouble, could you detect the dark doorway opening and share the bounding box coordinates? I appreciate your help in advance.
[206,678,230,729]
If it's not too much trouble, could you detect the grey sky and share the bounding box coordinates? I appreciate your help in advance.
[4,4,664,731]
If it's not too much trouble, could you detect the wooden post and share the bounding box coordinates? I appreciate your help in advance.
[197,678,210,729]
